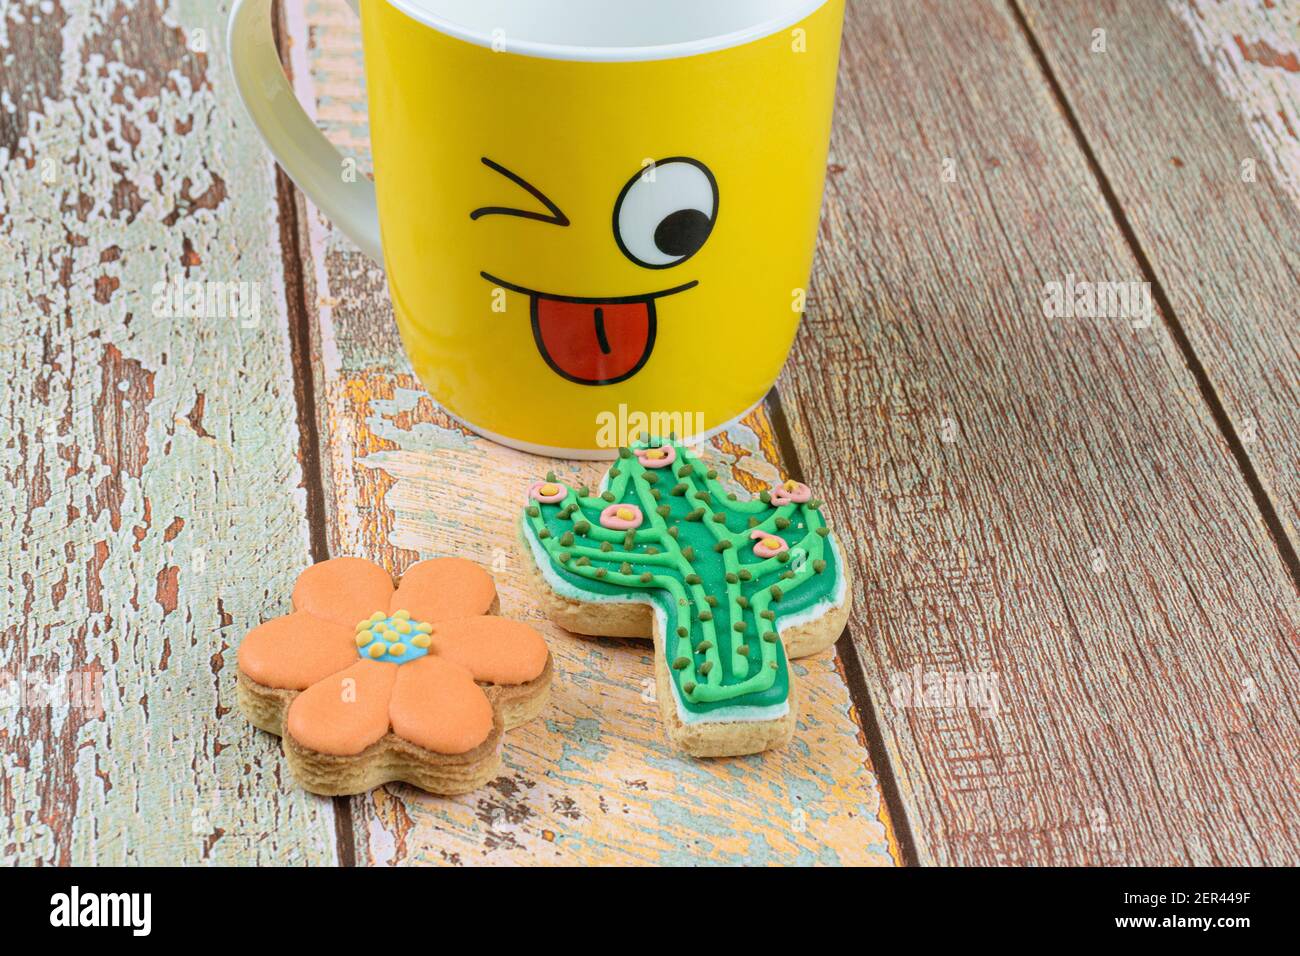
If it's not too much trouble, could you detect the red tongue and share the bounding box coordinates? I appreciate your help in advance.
[533,297,654,385]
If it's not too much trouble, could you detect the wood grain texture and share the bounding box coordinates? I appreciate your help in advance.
[286,0,897,866]
[1019,0,1300,556]
[0,0,339,864]
[776,0,1300,864]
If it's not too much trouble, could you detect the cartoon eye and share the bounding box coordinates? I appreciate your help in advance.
[613,158,718,269]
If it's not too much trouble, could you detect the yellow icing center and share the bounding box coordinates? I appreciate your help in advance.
[616,506,635,521]
[645,449,666,459]
[540,483,559,497]
[763,537,782,550]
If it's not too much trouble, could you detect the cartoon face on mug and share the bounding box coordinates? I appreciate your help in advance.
[472,156,719,386]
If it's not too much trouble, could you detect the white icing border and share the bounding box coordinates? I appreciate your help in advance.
[522,520,849,725]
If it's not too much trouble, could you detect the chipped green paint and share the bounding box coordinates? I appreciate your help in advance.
[0,0,337,864]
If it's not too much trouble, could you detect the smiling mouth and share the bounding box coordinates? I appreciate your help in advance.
[480,271,698,386]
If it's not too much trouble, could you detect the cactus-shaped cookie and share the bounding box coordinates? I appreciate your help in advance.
[520,436,850,757]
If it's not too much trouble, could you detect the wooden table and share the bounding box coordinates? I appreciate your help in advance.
[2,0,1297,866]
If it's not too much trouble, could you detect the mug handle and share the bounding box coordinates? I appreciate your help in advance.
[227,0,383,263]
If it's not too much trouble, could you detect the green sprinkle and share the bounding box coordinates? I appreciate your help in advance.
[576,556,590,567]
[676,626,688,638]
[733,621,747,633]
[808,499,822,509]
[685,573,702,585]
[681,545,695,561]
[705,595,718,607]
[673,657,690,670]
[777,552,790,563]
[579,485,590,497]
[712,512,727,523]
[677,465,693,478]
[813,559,826,573]
[526,505,540,518]
[657,505,671,517]
[667,527,679,539]
[645,546,659,555]
[558,552,571,564]
[695,492,713,505]
[639,572,653,583]
[770,585,784,600]
[602,491,615,502]
[546,470,557,482]
[559,531,574,546]
[695,641,713,654]
[538,529,551,540]
[558,505,574,519]
[737,645,750,656]
[707,469,717,479]
[698,661,714,676]
[748,517,759,528]
[698,609,713,621]
[713,540,732,552]
[761,610,776,621]
[685,508,705,522]
[620,562,633,575]
[738,569,752,581]
[737,595,750,609]
[670,483,688,496]
[727,492,738,501]
[649,488,661,500]
[775,516,790,530]
[624,531,636,548]
[609,467,621,477]
[683,681,697,694]
[769,661,778,670]
[618,447,632,458]
[782,570,795,579]
[763,631,777,643]
[595,568,607,578]
[759,490,771,503]
[816,526,830,537]
[600,541,613,552]
[641,471,659,485]
[725,572,738,584]
[573,520,590,534]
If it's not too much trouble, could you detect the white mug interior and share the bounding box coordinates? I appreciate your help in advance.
[382,0,830,60]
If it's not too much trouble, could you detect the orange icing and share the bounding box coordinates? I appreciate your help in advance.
[286,659,398,756]
[391,557,496,622]
[292,557,394,629]
[237,611,358,690]
[389,656,493,754]
[431,616,549,685]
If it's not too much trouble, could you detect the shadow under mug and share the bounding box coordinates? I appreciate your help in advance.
[229,0,845,458]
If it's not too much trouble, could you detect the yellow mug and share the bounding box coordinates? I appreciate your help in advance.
[230,0,844,456]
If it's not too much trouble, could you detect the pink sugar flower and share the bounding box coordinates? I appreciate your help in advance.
[750,529,790,558]
[600,503,644,530]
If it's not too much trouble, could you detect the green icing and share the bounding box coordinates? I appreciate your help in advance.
[522,439,841,716]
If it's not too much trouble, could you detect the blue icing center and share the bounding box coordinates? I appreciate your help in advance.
[354,611,432,664]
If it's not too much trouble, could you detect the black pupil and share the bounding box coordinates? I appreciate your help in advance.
[654,208,712,258]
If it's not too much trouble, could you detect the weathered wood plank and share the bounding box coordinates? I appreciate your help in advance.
[0,0,338,864]
[776,0,1300,864]
[286,0,898,866]
[1020,0,1300,553]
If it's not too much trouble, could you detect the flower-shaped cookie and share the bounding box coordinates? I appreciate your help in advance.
[236,556,551,795]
